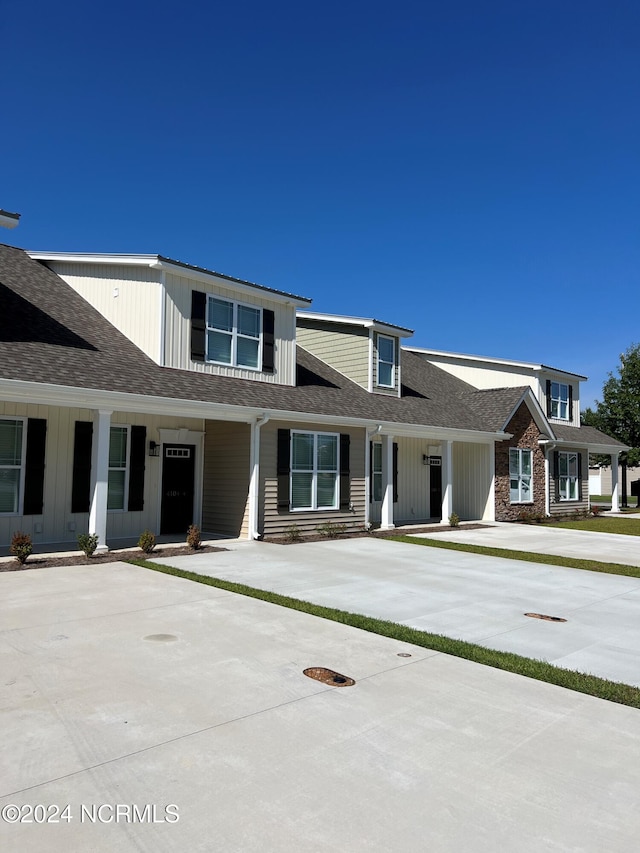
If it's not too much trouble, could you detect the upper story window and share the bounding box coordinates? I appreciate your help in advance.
[207,296,261,370]
[377,335,396,388]
[549,381,570,420]
[0,418,25,514]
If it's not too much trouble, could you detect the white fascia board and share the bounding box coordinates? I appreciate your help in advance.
[540,437,629,454]
[501,388,556,439]
[29,252,311,308]
[406,346,587,381]
[298,310,414,338]
[0,378,508,442]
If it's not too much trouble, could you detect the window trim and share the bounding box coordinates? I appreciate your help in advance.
[0,416,27,516]
[557,450,579,501]
[509,447,533,504]
[108,424,131,513]
[550,381,570,421]
[376,334,396,388]
[205,294,263,371]
[290,430,339,512]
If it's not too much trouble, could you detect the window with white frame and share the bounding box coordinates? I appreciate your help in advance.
[0,418,25,514]
[377,335,396,388]
[108,426,130,511]
[206,296,261,369]
[509,448,532,503]
[550,382,569,420]
[372,442,383,502]
[558,451,579,500]
[291,431,339,510]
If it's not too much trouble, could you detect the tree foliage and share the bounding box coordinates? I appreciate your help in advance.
[582,343,640,467]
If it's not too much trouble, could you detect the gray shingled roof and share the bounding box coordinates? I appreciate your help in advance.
[0,245,495,433]
[552,423,626,449]
[462,386,531,432]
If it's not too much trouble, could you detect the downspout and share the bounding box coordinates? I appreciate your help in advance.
[249,414,270,539]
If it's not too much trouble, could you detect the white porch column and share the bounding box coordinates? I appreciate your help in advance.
[89,409,112,552]
[441,439,453,524]
[380,434,395,530]
[485,442,496,522]
[611,453,620,512]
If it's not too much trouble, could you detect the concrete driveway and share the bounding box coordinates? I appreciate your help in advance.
[160,536,640,687]
[1,561,639,852]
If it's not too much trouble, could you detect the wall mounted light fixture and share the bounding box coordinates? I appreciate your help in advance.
[149,441,160,457]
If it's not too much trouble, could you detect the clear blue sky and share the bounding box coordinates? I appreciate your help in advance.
[4,1,639,409]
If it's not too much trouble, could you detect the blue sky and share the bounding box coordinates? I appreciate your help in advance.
[4,1,639,408]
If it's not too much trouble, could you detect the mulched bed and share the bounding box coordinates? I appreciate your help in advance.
[0,544,228,572]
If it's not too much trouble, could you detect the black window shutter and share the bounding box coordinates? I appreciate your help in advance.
[546,380,552,417]
[72,421,93,513]
[553,451,560,502]
[191,290,206,362]
[128,426,147,511]
[277,429,291,511]
[577,452,583,501]
[340,434,350,510]
[568,385,573,420]
[262,309,275,373]
[393,442,399,503]
[23,418,47,515]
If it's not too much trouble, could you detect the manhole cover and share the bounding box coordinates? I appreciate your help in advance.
[143,633,178,642]
[397,652,412,658]
[303,667,355,687]
[524,613,567,623]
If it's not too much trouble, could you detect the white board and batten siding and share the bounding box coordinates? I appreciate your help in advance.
[202,421,251,538]
[0,402,204,548]
[260,420,366,536]
[47,262,162,362]
[452,441,493,521]
[393,437,430,523]
[164,272,297,385]
[296,322,370,389]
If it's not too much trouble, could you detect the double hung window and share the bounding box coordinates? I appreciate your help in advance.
[550,382,569,420]
[377,335,395,388]
[108,426,130,511]
[0,419,24,514]
[371,442,383,502]
[509,448,532,503]
[558,451,579,500]
[206,296,261,369]
[291,431,339,510]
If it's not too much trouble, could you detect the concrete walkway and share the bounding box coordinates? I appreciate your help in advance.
[159,536,640,687]
[1,562,639,852]
[417,518,640,567]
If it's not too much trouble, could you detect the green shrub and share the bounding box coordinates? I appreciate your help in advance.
[284,524,301,543]
[10,531,32,565]
[77,533,99,557]
[316,521,347,538]
[186,524,202,550]
[138,530,157,553]
[448,512,460,528]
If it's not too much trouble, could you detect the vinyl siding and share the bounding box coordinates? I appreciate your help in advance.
[394,437,430,523]
[164,272,296,384]
[260,420,366,536]
[47,262,162,362]
[202,420,251,538]
[541,375,581,427]
[0,402,203,549]
[296,321,370,389]
[452,441,492,521]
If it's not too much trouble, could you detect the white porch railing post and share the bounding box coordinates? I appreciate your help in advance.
[89,409,112,552]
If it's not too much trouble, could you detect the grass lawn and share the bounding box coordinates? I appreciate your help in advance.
[132,558,640,710]
[548,517,640,535]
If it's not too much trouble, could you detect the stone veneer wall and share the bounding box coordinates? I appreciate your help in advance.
[495,402,547,521]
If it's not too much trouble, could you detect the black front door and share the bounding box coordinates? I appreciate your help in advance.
[429,457,442,520]
[161,444,196,534]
